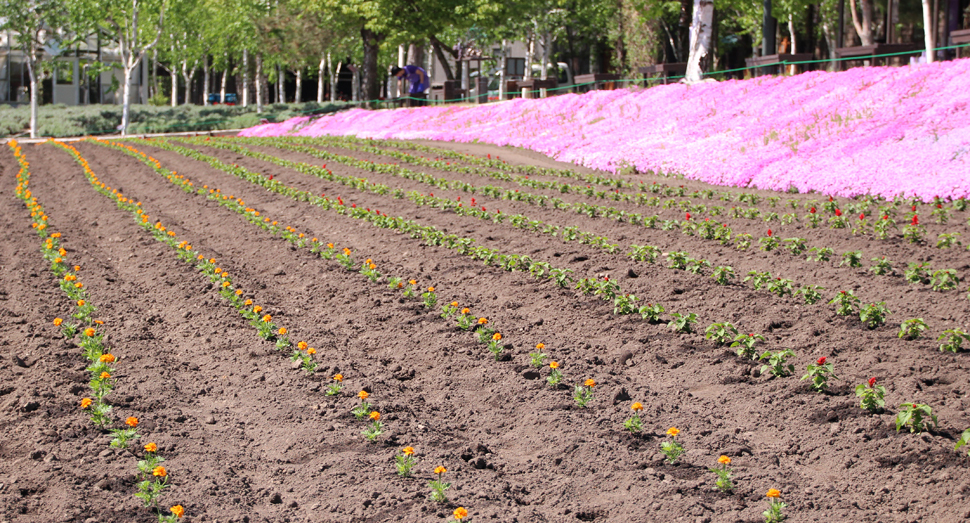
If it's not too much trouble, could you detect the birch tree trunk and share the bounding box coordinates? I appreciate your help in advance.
[26,53,38,138]
[255,53,263,113]
[330,59,340,103]
[317,54,326,102]
[524,28,535,80]
[220,67,227,103]
[921,0,934,62]
[277,64,284,103]
[849,0,874,45]
[203,54,210,105]
[242,49,249,107]
[499,39,507,101]
[684,0,714,83]
[170,67,177,107]
[294,69,302,103]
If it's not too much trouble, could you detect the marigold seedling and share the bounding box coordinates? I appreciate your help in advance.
[905,262,931,284]
[795,285,825,305]
[763,489,786,523]
[638,303,665,323]
[573,379,595,407]
[326,374,344,396]
[710,455,734,492]
[429,466,450,502]
[547,361,563,387]
[731,332,765,359]
[711,266,735,285]
[623,402,644,433]
[362,411,384,441]
[930,269,959,291]
[529,343,548,368]
[660,427,684,463]
[955,429,970,457]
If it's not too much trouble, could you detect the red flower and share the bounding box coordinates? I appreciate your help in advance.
[911,205,917,211]
[859,213,865,220]
[351,203,356,208]
[268,174,273,180]
[809,207,816,214]
[817,356,826,365]
[430,193,434,197]
[828,196,833,202]
[937,203,942,209]
[912,215,919,225]
[685,212,691,221]
[882,215,888,220]
[834,209,842,217]
[767,229,772,237]
[868,377,877,387]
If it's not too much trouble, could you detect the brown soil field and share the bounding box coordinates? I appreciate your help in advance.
[2,135,970,523]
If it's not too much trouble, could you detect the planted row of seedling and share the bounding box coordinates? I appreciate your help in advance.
[12,141,186,522]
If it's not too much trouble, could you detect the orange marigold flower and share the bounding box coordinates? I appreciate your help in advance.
[58,248,66,256]
[74,282,83,288]
[214,267,222,274]
[77,299,85,307]
[54,257,62,263]
[253,305,262,313]
[631,402,643,411]
[333,374,343,382]
[262,314,271,322]
[244,299,253,306]
[451,301,459,307]
[369,263,376,270]
[80,398,93,409]
[53,318,63,326]
[307,348,316,355]
[358,390,369,400]
[327,243,334,249]
[297,341,308,350]
[434,466,447,475]
[84,327,96,337]
[365,259,372,264]
[478,317,488,325]
[152,466,167,477]
[94,320,104,325]
[170,505,184,518]
[453,507,468,520]
[549,361,559,369]
[536,343,545,350]
[402,446,414,455]
[235,289,243,295]
[461,308,470,314]
[342,248,351,256]
[409,279,416,285]
[718,455,731,465]
[766,488,781,498]
[144,442,158,453]
[369,411,380,421]
[667,427,680,437]
[221,281,230,288]
[584,379,596,388]
[126,416,139,428]
[428,286,435,292]
[492,332,502,341]
[99,354,116,363]
[100,372,111,380]
[208,258,216,264]
[278,327,287,335]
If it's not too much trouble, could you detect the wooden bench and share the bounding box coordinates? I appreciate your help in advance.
[517,78,559,98]
[833,43,919,70]
[573,73,621,93]
[744,53,813,76]
[950,29,970,58]
[638,63,686,85]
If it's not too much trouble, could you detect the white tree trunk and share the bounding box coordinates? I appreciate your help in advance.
[540,31,550,80]
[242,48,249,107]
[684,0,714,83]
[277,64,284,103]
[499,40,507,100]
[788,14,797,74]
[255,53,263,113]
[849,0,875,46]
[330,57,339,103]
[203,55,210,105]
[220,67,227,103]
[295,69,302,103]
[122,64,135,135]
[26,55,38,139]
[524,28,535,80]
[181,61,195,105]
[921,0,934,62]
[317,54,326,102]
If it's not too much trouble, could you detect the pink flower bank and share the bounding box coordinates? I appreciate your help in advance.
[240,60,970,200]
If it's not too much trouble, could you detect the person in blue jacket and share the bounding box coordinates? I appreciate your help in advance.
[390,65,429,97]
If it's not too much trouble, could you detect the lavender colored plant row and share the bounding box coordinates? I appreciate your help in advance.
[240,60,970,200]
